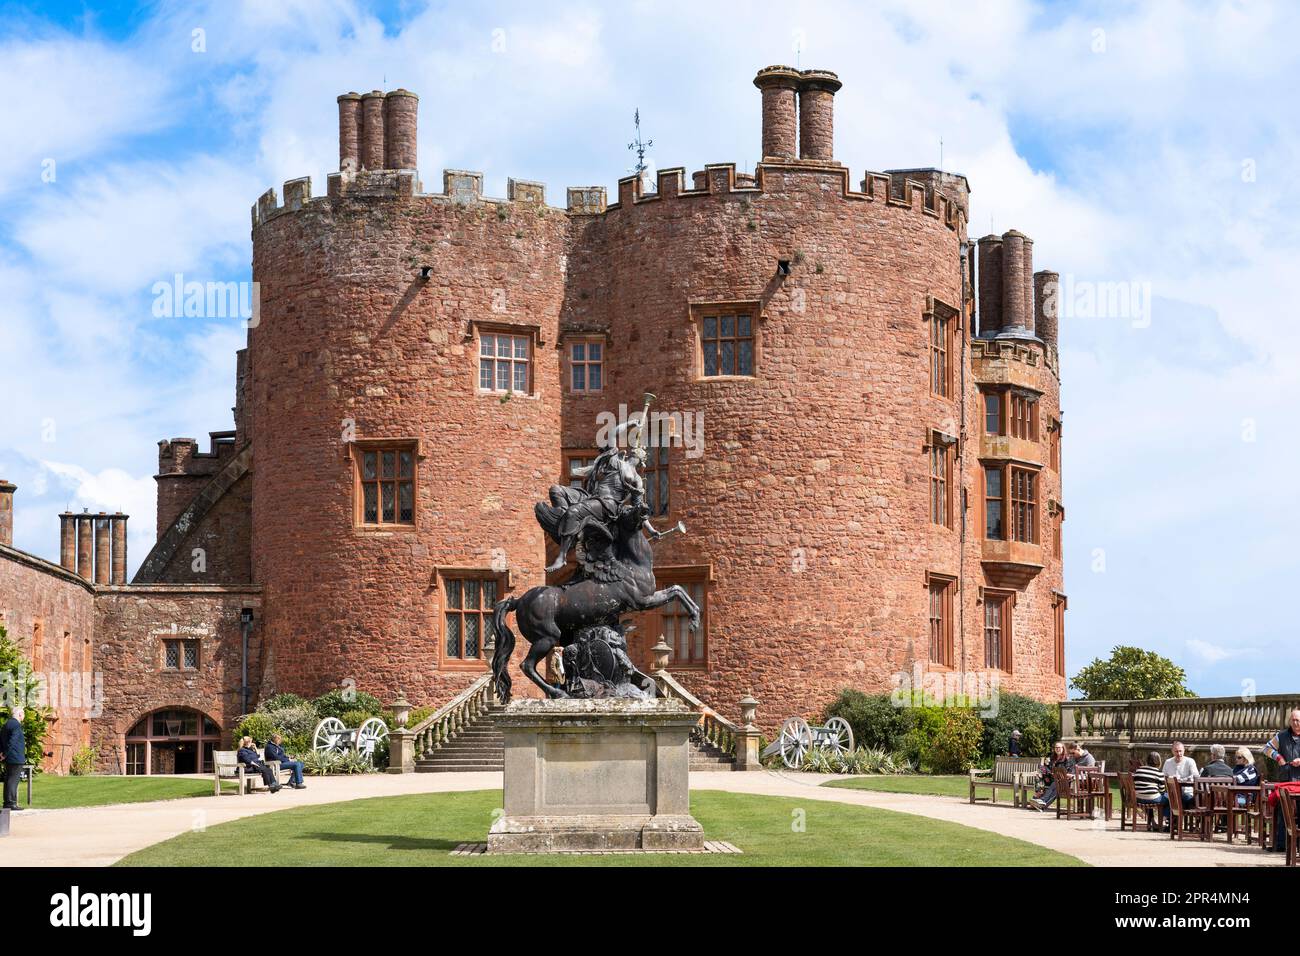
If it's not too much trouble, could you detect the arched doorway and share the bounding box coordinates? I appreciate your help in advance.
[124,708,221,775]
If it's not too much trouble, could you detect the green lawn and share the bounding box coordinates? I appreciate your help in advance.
[823,774,971,797]
[116,789,1084,867]
[23,775,219,809]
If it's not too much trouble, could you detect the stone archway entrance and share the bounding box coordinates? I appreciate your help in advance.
[124,708,222,775]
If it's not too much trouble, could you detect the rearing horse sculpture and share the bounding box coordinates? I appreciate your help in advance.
[490,499,700,702]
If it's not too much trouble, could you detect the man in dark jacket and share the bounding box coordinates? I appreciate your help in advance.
[1009,729,1023,756]
[1201,744,1233,777]
[237,736,282,793]
[265,734,305,789]
[2,707,26,810]
[1263,710,1300,850]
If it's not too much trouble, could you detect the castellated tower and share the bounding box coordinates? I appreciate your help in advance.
[243,68,1066,719]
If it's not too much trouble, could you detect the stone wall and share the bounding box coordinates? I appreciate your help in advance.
[0,545,96,772]
[249,172,564,706]
[92,584,262,772]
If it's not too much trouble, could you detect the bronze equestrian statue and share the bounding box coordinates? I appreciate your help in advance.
[490,397,699,702]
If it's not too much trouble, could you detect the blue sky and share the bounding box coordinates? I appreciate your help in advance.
[0,0,1295,697]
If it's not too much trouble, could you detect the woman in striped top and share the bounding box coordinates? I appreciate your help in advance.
[1133,750,1168,824]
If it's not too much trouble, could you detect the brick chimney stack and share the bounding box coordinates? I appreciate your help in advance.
[383,89,418,170]
[94,513,111,584]
[797,69,842,162]
[337,92,361,172]
[111,512,128,585]
[1000,230,1031,335]
[59,512,75,569]
[753,65,801,160]
[76,510,92,580]
[977,234,1004,336]
[0,480,14,548]
[360,91,386,171]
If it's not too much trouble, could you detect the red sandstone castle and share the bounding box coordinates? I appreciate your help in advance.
[0,66,1066,774]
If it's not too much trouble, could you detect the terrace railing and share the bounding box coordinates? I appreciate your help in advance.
[1061,693,1300,749]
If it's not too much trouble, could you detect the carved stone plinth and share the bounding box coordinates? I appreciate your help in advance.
[487,698,704,853]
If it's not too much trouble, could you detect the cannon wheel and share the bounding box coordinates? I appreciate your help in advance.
[355,717,390,763]
[313,717,347,754]
[823,716,854,754]
[778,716,813,769]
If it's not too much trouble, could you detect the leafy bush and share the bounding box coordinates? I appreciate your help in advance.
[0,623,50,766]
[823,690,911,752]
[403,705,436,728]
[898,705,948,768]
[335,749,377,774]
[231,712,277,747]
[258,692,310,713]
[926,710,984,773]
[301,749,339,776]
[980,693,1059,760]
[258,702,319,756]
[69,744,97,776]
[312,689,384,721]
[797,745,912,774]
[340,708,376,730]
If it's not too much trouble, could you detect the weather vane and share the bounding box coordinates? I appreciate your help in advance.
[628,108,653,182]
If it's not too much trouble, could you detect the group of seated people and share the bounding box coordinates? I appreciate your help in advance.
[1015,710,1300,853]
[1025,738,1285,846]
[235,733,306,794]
[1128,742,1259,831]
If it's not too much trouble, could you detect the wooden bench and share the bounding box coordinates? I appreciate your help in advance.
[969,756,1042,805]
[213,750,292,795]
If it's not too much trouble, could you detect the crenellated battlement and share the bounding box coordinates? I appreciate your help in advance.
[972,335,1060,379]
[250,169,570,230]
[574,160,965,234]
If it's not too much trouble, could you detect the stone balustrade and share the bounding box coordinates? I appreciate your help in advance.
[1060,693,1300,769]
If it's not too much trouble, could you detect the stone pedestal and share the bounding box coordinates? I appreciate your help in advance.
[386,727,415,774]
[488,698,704,853]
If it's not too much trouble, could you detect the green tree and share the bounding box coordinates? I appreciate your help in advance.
[0,622,51,766]
[1070,646,1194,700]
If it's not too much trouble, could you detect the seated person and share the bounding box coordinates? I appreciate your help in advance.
[1160,740,1199,805]
[1201,744,1233,777]
[1070,742,1096,768]
[1231,747,1259,807]
[1132,750,1169,822]
[1030,742,1077,810]
[237,736,282,793]
[265,734,306,789]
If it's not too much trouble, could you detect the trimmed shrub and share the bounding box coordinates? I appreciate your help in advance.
[823,690,911,752]
[257,692,310,713]
[301,750,339,776]
[231,712,277,747]
[313,690,384,721]
[979,693,1059,760]
[927,709,984,773]
[259,702,320,756]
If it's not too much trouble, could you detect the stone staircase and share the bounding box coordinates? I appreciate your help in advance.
[414,703,506,772]
[689,726,736,772]
[413,699,735,773]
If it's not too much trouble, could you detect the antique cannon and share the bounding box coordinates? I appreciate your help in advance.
[311,716,389,765]
[761,716,855,769]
